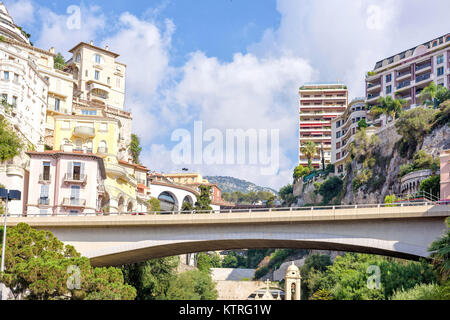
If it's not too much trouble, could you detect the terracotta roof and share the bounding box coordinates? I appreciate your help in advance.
[118,160,149,171]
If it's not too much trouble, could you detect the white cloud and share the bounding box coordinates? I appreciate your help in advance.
[4,0,34,25]
[35,4,105,55]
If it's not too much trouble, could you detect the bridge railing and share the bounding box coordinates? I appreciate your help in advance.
[4,200,447,218]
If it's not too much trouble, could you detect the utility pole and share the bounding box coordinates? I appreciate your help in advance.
[0,188,21,300]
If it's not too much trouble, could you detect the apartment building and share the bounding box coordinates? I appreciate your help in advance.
[299,84,348,169]
[65,41,133,161]
[331,98,371,175]
[366,33,450,113]
[26,150,106,216]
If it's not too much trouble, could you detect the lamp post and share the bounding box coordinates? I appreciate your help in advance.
[0,188,21,301]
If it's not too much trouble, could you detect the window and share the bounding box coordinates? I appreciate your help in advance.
[437,55,444,64]
[3,71,9,80]
[386,74,392,83]
[14,73,19,82]
[85,70,88,77]
[12,96,17,107]
[386,85,392,94]
[75,53,81,63]
[81,110,97,115]
[40,185,49,205]
[42,162,51,181]
[95,71,100,80]
[68,161,85,181]
[70,186,81,205]
[432,41,437,47]
[336,132,341,139]
[95,54,101,64]
[55,98,60,111]
[2,93,7,103]
[107,77,110,84]
[437,67,444,76]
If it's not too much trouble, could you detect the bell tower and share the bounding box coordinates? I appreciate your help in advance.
[285,262,301,300]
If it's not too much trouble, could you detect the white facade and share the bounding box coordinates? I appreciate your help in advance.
[331,98,368,175]
[366,33,450,108]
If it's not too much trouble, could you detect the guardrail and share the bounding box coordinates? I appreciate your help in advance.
[5,201,448,218]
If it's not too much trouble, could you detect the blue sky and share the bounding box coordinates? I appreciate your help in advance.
[4,0,449,189]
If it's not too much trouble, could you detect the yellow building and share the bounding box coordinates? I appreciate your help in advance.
[53,114,139,213]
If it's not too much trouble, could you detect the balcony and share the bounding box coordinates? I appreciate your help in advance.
[62,198,86,208]
[396,70,411,81]
[415,73,431,84]
[415,62,431,72]
[105,162,128,179]
[64,173,87,185]
[397,80,411,90]
[367,83,381,91]
[39,173,51,184]
[73,126,95,138]
[367,93,380,101]
[38,197,50,206]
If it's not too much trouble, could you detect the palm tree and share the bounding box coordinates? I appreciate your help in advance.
[420,82,438,106]
[370,96,405,123]
[301,141,317,169]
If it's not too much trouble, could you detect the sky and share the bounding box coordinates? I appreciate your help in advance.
[4,0,449,190]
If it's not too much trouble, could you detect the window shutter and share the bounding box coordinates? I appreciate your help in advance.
[41,185,49,197]
[80,162,85,178]
[67,161,73,177]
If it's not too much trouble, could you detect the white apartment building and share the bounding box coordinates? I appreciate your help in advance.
[366,33,450,114]
[299,83,348,169]
[331,98,369,175]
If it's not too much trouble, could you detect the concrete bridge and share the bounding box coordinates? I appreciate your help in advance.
[5,202,449,267]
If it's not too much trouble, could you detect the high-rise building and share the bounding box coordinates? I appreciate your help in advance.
[299,83,348,169]
[331,98,372,175]
[366,33,450,114]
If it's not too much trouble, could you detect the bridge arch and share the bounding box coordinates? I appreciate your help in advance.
[149,182,198,212]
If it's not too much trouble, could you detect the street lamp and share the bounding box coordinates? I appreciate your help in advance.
[0,188,21,301]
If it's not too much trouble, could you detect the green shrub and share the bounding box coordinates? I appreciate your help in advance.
[319,177,343,205]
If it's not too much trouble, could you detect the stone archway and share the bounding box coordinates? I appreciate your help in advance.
[118,196,125,213]
[127,201,134,213]
[158,191,179,211]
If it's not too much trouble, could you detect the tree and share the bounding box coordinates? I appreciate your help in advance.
[147,198,161,212]
[195,185,213,211]
[371,96,406,122]
[54,53,66,70]
[181,201,194,211]
[318,176,343,205]
[419,175,440,199]
[166,270,218,300]
[0,223,136,300]
[300,141,317,169]
[0,118,23,161]
[395,107,437,153]
[420,82,450,107]
[293,165,310,181]
[196,252,221,272]
[279,184,296,207]
[121,257,179,300]
[357,118,368,129]
[130,134,142,164]
[391,282,450,300]
[428,218,450,281]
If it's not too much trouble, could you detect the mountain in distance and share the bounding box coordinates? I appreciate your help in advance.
[205,176,278,195]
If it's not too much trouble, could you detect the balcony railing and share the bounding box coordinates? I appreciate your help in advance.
[415,73,431,83]
[64,173,87,184]
[415,63,431,71]
[73,126,95,138]
[397,80,411,89]
[39,173,51,183]
[397,70,411,78]
[62,198,86,207]
[367,93,380,100]
[39,197,50,206]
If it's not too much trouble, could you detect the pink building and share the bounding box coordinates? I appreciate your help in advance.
[26,151,106,216]
[440,150,450,201]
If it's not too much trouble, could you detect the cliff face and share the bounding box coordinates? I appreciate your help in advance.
[341,124,449,205]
